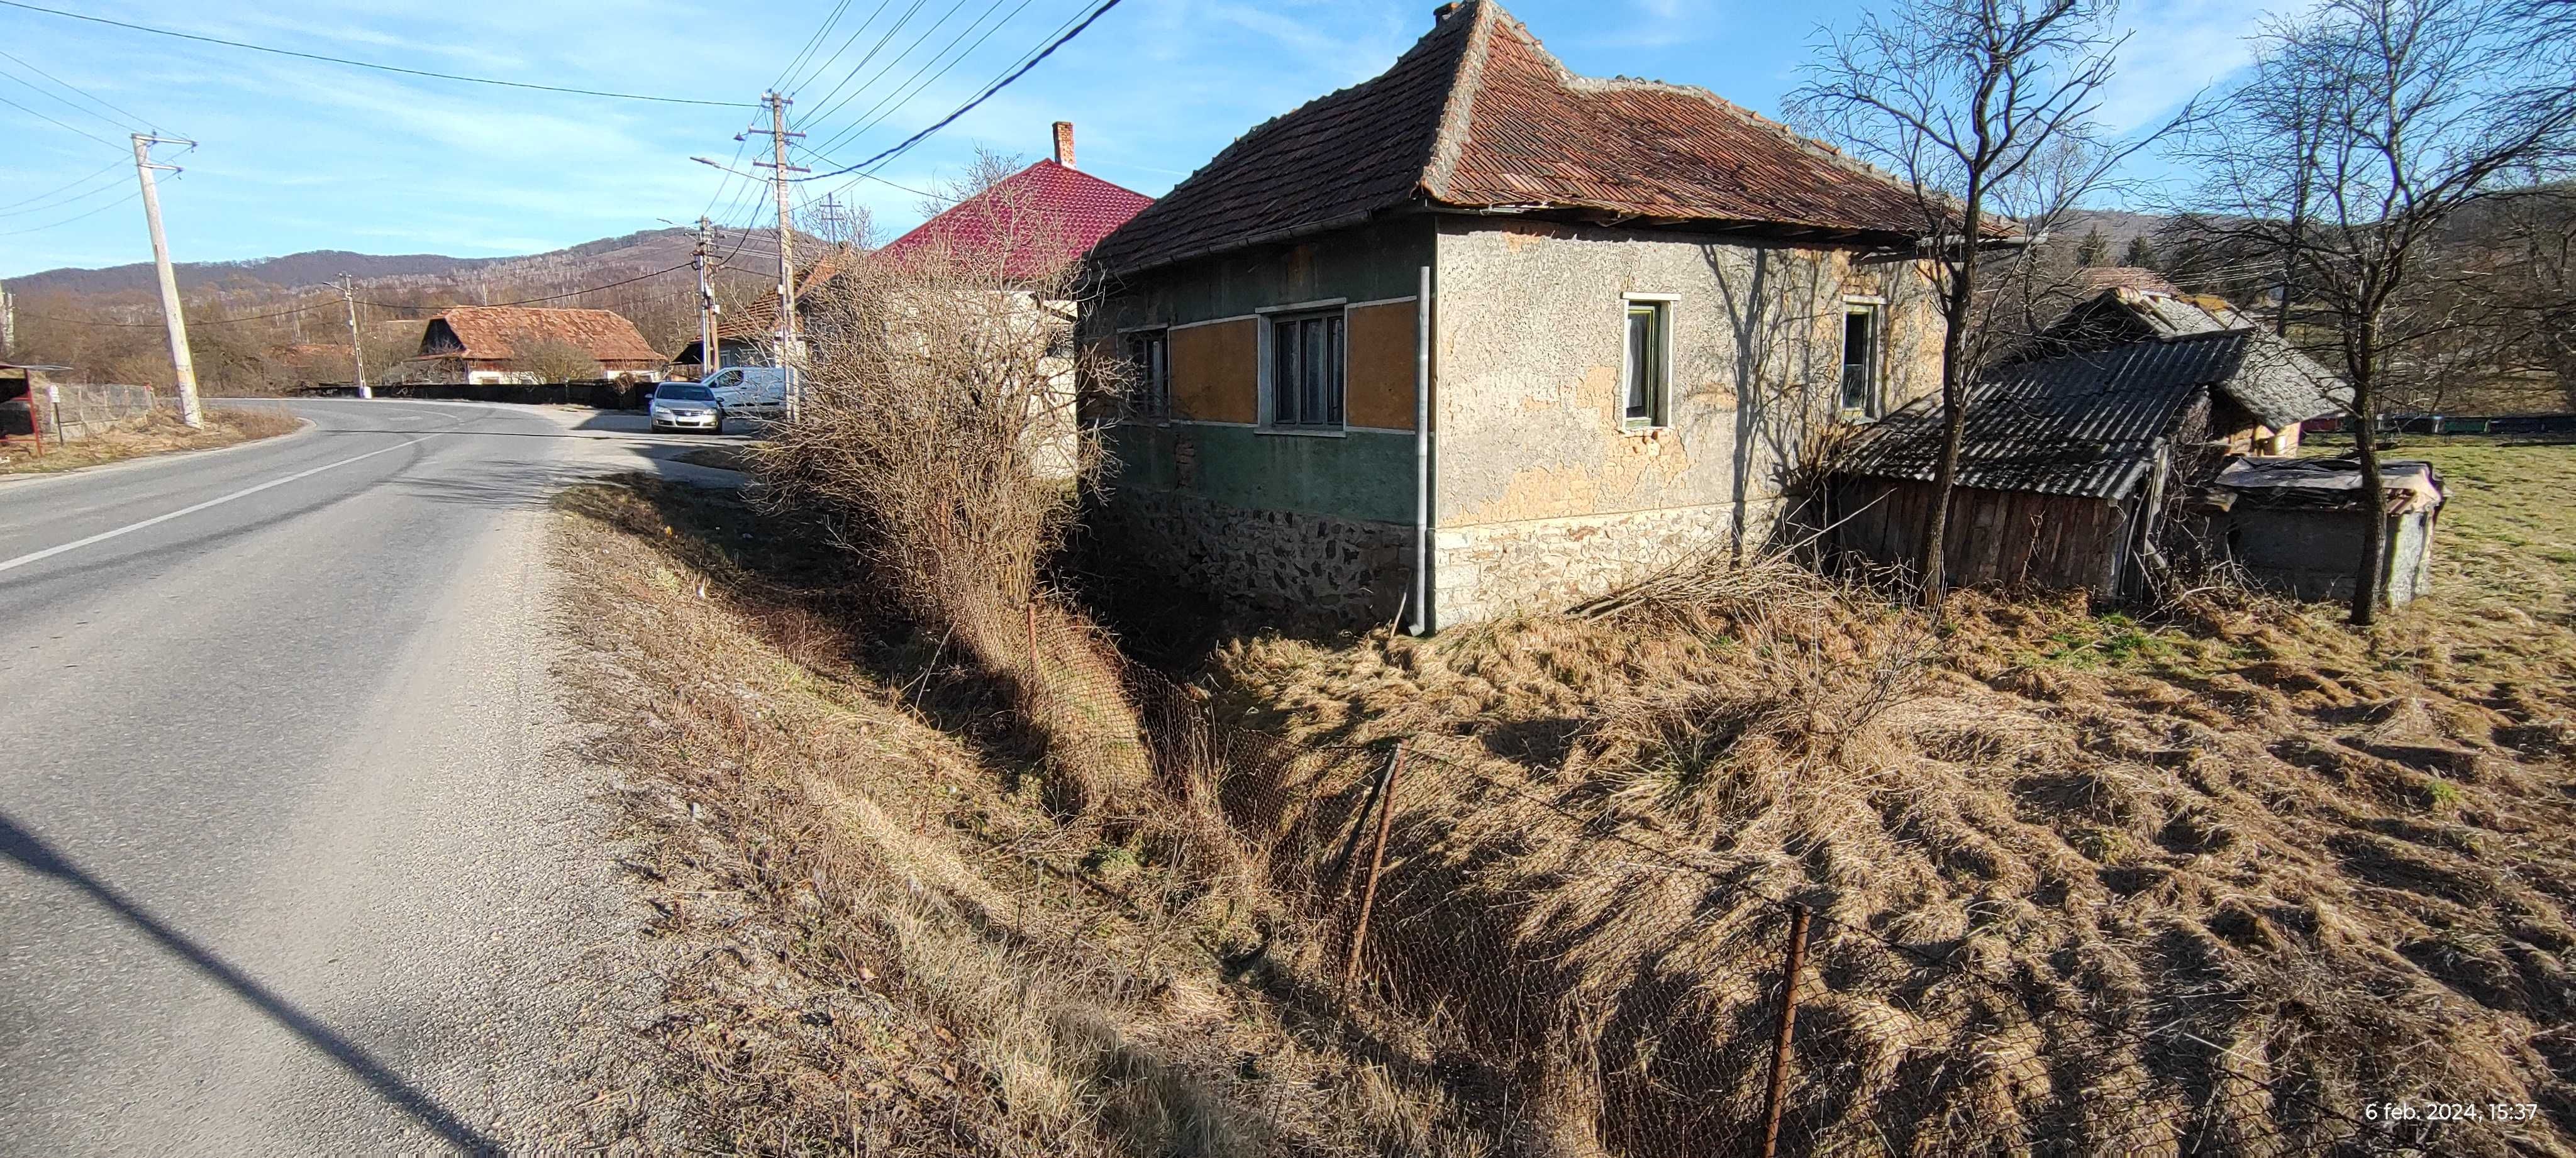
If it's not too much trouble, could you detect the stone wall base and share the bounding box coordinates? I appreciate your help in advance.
[1433,500,1787,624]
[1092,488,1413,629]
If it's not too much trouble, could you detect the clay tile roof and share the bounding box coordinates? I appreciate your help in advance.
[414,306,663,365]
[878,159,1154,280]
[1091,0,1933,276]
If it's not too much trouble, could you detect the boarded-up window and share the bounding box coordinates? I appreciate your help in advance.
[1270,311,1345,429]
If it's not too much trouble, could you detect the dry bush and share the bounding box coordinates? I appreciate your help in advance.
[548,480,1513,1154]
[0,404,302,476]
[752,220,1156,821]
[1205,553,2576,1155]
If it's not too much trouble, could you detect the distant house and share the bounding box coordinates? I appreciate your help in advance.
[2026,287,2343,455]
[673,123,1152,373]
[1829,329,2292,597]
[2073,266,2182,297]
[411,306,664,384]
[1083,0,1953,630]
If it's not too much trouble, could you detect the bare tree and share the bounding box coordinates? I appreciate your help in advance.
[1792,0,2183,607]
[511,338,601,383]
[2179,0,2574,623]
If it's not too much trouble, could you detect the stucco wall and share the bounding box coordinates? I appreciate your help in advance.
[1426,218,1941,622]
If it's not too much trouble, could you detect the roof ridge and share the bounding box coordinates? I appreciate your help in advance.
[1421,1,1502,201]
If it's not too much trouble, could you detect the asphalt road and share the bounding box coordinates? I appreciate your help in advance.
[0,399,723,1152]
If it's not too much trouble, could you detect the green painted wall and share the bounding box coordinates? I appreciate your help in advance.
[1094,215,1435,330]
[1108,423,1421,526]
[1093,214,1434,525]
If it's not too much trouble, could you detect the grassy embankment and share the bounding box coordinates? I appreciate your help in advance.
[0,407,304,477]
[550,437,2573,1154]
[550,478,1494,1155]
[1209,436,2575,1152]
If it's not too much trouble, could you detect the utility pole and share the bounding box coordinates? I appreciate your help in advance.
[340,273,371,399]
[694,216,719,379]
[750,91,807,417]
[1,284,14,356]
[131,133,203,428]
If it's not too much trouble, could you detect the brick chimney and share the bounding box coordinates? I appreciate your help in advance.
[1052,121,1075,170]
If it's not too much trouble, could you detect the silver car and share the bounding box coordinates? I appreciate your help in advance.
[649,382,726,434]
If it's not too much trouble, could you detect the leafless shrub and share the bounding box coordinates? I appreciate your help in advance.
[509,337,602,383]
[752,217,1153,820]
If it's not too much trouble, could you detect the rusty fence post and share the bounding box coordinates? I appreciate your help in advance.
[1760,903,1812,1158]
[1342,741,1407,991]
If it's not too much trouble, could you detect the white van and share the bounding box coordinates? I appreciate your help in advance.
[701,366,791,421]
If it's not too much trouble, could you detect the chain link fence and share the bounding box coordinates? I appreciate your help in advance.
[1006,597,2553,1157]
[28,383,163,443]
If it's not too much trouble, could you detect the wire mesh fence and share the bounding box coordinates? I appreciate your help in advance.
[1013,598,2554,1157]
[37,383,162,441]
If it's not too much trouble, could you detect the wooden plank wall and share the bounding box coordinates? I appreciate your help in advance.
[1829,478,2132,593]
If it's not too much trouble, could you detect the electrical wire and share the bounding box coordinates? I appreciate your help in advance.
[798,0,999,152]
[0,54,139,138]
[0,88,123,150]
[791,0,943,128]
[14,296,328,325]
[0,169,126,219]
[356,260,700,311]
[793,0,1122,183]
[0,187,136,235]
[0,0,746,107]
[0,46,155,131]
[0,158,125,214]
[774,0,858,95]
[782,0,902,104]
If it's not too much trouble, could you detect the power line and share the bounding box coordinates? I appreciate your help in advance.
[0,55,138,137]
[356,261,700,311]
[800,0,1037,160]
[0,169,126,219]
[0,187,138,236]
[784,0,903,102]
[0,46,152,131]
[0,88,123,150]
[14,297,327,326]
[794,0,1123,183]
[0,158,125,214]
[0,0,747,107]
[774,0,858,94]
[799,0,989,148]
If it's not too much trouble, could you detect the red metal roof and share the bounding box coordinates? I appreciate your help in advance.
[877,159,1153,280]
[1091,0,1931,276]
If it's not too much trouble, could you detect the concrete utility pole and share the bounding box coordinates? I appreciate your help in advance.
[694,216,718,378]
[2,284,16,356]
[340,273,371,399]
[750,91,808,417]
[132,133,203,428]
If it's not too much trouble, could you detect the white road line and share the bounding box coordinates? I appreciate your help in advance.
[0,437,429,575]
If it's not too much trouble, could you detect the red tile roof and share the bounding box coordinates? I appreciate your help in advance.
[1091,0,1931,276]
[411,306,664,366]
[878,159,1153,280]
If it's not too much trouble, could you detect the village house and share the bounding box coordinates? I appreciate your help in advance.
[675,123,1152,376]
[1083,0,1948,631]
[410,305,665,384]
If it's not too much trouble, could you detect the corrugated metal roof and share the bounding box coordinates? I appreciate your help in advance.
[1089,0,1938,277]
[2036,289,2346,429]
[1838,330,2255,500]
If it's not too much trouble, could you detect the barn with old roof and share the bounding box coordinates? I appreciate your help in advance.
[411,306,665,385]
[1084,0,1956,630]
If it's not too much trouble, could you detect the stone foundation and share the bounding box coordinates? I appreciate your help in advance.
[1095,488,1413,628]
[1433,500,1785,624]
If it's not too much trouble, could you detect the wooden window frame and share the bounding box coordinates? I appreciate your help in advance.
[1621,295,1676,432]
[1260,307,1348,434]
[1839,301,1884,419]
[1123,327,1171,422]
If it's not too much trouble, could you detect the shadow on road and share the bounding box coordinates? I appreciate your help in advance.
[0,813,501,1154]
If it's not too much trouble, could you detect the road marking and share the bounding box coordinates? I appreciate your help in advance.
[0,437,430,575]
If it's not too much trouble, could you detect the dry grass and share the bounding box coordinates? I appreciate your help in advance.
[1209,483,2576,1154]
[0,405,303,475]
[548,477,1511,1155]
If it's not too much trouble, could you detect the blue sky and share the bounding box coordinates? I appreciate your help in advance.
[1,0,2275,279]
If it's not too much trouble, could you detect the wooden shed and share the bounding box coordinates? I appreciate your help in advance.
[1827,331,2260,597]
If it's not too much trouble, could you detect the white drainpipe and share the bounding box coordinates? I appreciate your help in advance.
[1410,263,1433,636]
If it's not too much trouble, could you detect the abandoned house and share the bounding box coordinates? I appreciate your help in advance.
[2200,456,2445,605]
[410,306,665,384]
[1083,0,1950,631]
[2026,286,2345,455]
[676,123,1152,374]
[1829,329,2290,597]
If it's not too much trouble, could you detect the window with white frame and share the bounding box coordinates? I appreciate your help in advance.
[1840,302,1882,417]
[1125,328,1169,419]
[1623,299,1670,428]
[1268,309,1345,429]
